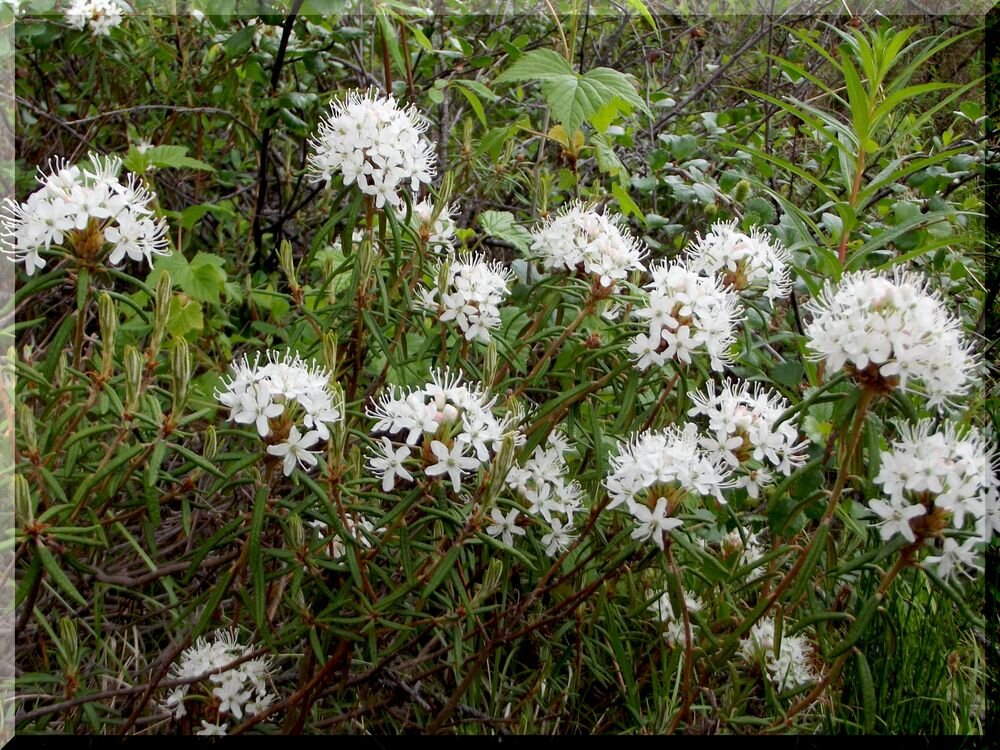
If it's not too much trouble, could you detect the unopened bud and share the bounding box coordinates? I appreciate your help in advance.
[150,272,171,359]
[53,351,67,388]
[14,473,33,526]
[347,444,362,480]
[436,257,452,301]
[17,403,36,454]
[287,513,305,549]
[58,617,80,668]
[356,233,376,291]
[704,201,719,219]
[98,292,116,374]
[733,179,752,203]
[322,333,338,376]
[203,425,217,461]
[322,256,338,304]
[484,431,518,506]
[123,345,143,414]
[170,338,191,414]
[483,340,498,386]
[143,392,163,427]
[279,240,298,290]
[432,172,455,224]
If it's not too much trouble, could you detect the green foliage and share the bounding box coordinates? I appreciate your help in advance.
[8,8,990,738]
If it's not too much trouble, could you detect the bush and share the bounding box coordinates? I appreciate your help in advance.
[7,2,994,736]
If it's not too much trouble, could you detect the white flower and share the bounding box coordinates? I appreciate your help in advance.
[197,721,228,736]
[686,220,791,303]
[367,436,414,492]
[165,629,274,727]
[267,426,322,476]
[1,153,167,275]
[310,514,376,560]
[924,536,982,580]
[307,89,436,211]
[804,270,975,409]
[873,420,996,536]
[540,518,576,556]
[366,368,522,494]
[216,350,342,473]
[717,527,766,569]
[688,380,808,495]
[605,424,734,514]
[739,617,818,693]
[486,507,526,547]
[530,202,646,288]
[868,498,926,543]
[647,589,703,645]
[506,431,585,544]
[426,440,481,493]
[629,261,742,373]
[420,255,513,344]
[231,381,285,438]
[629,497,684,550]
[64,0,127,36]
[411,199,457,251]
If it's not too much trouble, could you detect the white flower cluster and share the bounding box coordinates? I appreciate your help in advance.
[1,154,168,276]
[647,589,703,646]
[739,617,818,693]
[307,89,436,210]
[216,351,342,477]
[686,220,791,304]
[687,381,808,499]
[804,270,974,408]
[163,628,275,729]
[871,420,997,579]
[418,255,513,344]
[412,199,457,252]
[628,261,742,372]
[64,0,127,36]
[308,514,375,560]
[714,527,767,570]
[530,202,646,289]
[504,432,585,555]
[366,369,521,493]
[605,425,733,550]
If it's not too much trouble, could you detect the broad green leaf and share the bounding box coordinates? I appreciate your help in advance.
[478,211,532,253]
[495,48,574,82]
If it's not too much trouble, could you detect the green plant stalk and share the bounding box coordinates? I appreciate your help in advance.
[664,538,694,734]
[511,293,597,399]
[712,386,876,669]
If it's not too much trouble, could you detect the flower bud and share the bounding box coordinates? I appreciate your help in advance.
[203,424,217,461]
[432,172,455,225]
[322,255,338,304]
[356,232,376,292]
[279,239,298,289]
[15,473,33,527]
[733,179,752,203]
[98,292,116,376]
[170,338,191,414]
[17,403,36,454]
[483,340,498,386]
[323,332,338,376]
[483,431,518,506]
[58,617,80,671]
[53,351,67,389]
[347,444,362,480]
[436,257,451,302]
[149,272,171,360]
[123,345,143,414]
[287,513,305,549]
